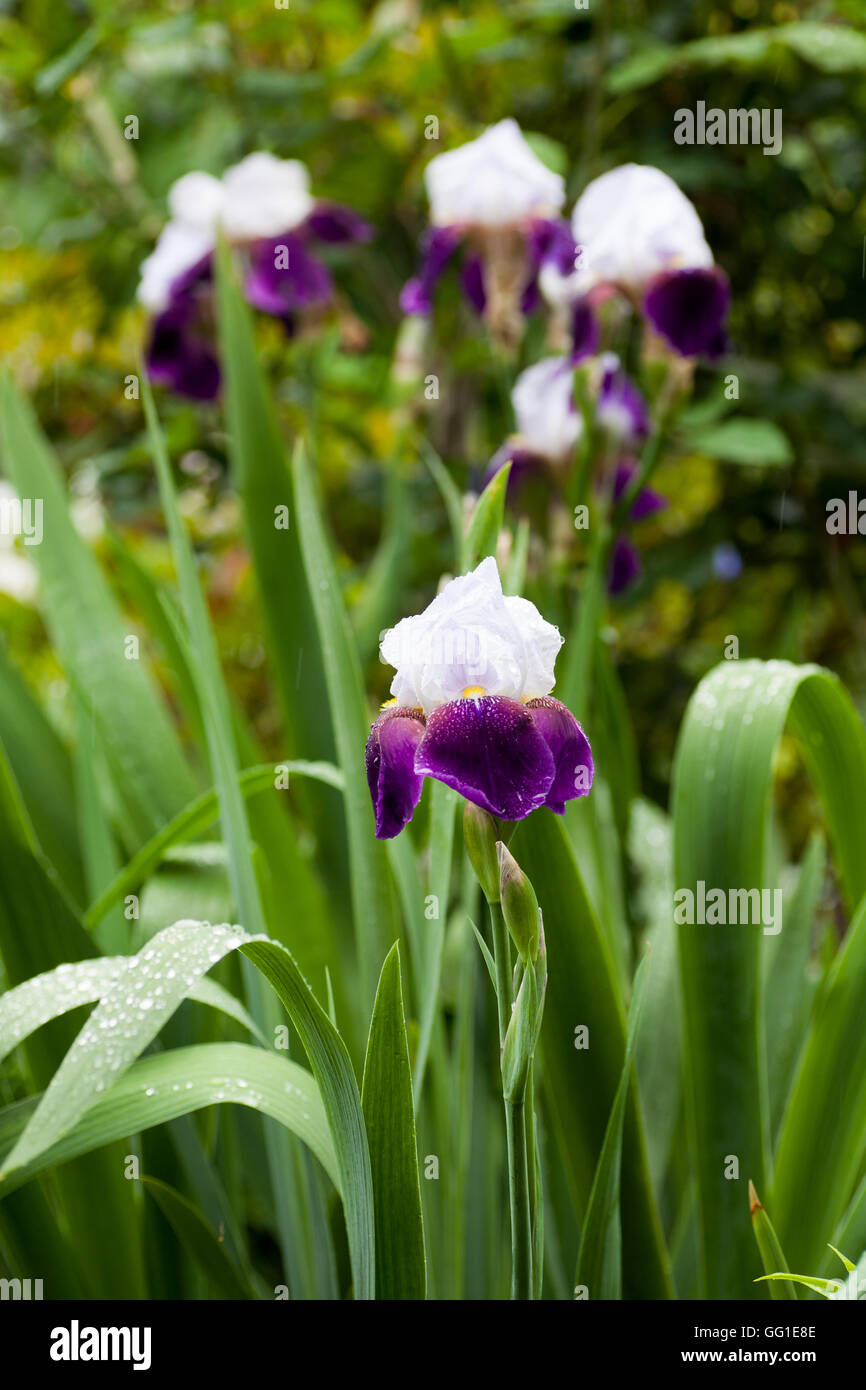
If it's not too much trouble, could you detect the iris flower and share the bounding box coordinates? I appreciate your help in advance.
[400,120,577,352]
[138,153,372,399]
[366,557,593,838]
[542,163,730,360]
[484,352,649,494]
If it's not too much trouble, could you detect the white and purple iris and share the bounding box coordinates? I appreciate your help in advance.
[138,152,372,400]
[542,163,730,360]
[400,120,577,350]
[484,355,665,594]
[365,557,593,838]
[485,352,650,491]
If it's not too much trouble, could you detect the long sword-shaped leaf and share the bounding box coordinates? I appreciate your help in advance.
[672,659,866,1298]
[0,373,197,843]
[0,646,84,905]
[0,956,263,1062]
[773,891,866,1270]
[213,239,328,761]
[361,944,426,1299]
[748,1181,797,1300]
[0,921,260,1177]
[84,761,343,930]
[240,937,375,1299]
[576,951,650,1300]
[292,440,394,1008]
[0,740,146,1298]
[0,1043,336,1195]
[0,916,375,1298]
[141,1176,258,1300]
[461,461,510,571]
[512,810,673,1299]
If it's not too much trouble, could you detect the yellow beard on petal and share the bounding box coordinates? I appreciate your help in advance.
[462,686,486,699]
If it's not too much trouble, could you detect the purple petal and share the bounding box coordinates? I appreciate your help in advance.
[146,303,220,401]
[520,273,541,316]
[244,234,333,316]
[460,253,486,315]
[611,462,666,521]
[169,251,213,300]
[399,225,460,315]
[415,695,554,821]
[644,266,730,359]
[525,697,593,813]
[527,218,577,276]
[599,365,650,442]
[629,484,666,521]
[366,706,427,839]
[570,299,600,363]
[307,202,373,243]
[608,535,642,595]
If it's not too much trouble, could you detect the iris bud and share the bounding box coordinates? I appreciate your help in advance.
[464,802,500,903]
[497,842,540,961]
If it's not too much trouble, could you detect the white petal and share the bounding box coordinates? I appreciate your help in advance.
[137,222,214,311]
[380,556,562,713]
[425,119,564,228]
[502,594,563,699]
[219,152,314,239]
[512,356,581,461]
[167,172,226,232]
[571,163,713,293]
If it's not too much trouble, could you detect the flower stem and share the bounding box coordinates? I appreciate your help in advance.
[506,1097,533,1300]
[488,899,534,1299]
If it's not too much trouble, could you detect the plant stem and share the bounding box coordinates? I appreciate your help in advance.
[488,900,533,1299]
[506,1097,533,1300]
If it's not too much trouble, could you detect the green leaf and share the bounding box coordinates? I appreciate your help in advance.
[756,1272,845,1297]
[672,659,866,1297]
[0,921,262,1178]
[0,1043,337,1196]
[352,460,410,664]
[141,1176,257,1299]
[461,461,510,571]
[606,43,675,94]
[778,21,866,73]
[0,742,147,1298]
[765,831,824,1134]
[629,800,682,1192]
[213,239,329,763]
[84,761,343,930]
[419,442,464,564]
[773,889,866,1272]
[0,956,264,1063]
[0,646,84,905]
[512,811,673,1299]
[240,937,375,1299]
[0,913,375,1299]
[413,781,457,1098]
[683,418,793,467]
[142,377,266,939]
[292,439,395,1008]
[576,951,650,1300]
[0,374,198,844]
[749,1182,797,1300]
[361,944,426,1299]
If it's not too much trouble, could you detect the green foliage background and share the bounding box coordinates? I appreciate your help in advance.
[1,0,866,1304]
[3,0,865,800]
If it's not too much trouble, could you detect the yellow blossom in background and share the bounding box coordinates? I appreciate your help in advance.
[0,246,101,389]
